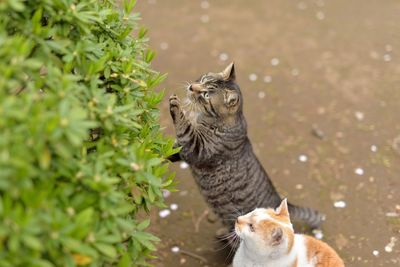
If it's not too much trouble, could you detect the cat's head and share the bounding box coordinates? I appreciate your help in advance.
[235,199,294,258]
[185,63,243,124]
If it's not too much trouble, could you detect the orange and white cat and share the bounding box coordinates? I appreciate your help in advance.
[233,199,344,267]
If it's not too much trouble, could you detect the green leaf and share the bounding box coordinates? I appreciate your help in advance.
[22,235,43,251]
[118,252,132,267]
[76,208,94,226]
[94,243,117,258]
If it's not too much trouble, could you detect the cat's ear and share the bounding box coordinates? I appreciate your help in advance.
[225,90,239,107]
[275,198,289,217]
[270,227,283,246]
[221,62,236,81]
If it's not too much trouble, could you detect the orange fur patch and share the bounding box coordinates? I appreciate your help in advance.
[305,236,345,267]
[256,211,295,254]
[266,209,292,225]
[291,256,298,267]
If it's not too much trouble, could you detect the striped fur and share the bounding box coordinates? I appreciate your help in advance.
[169,63,324,231]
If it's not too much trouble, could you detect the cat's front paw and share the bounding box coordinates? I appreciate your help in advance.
[169,94,181,120]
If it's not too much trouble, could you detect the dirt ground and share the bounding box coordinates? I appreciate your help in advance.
[136,0,400,266]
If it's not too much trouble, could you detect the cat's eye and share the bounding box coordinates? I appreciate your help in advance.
[248,223,255,232]
[202,92,210,99]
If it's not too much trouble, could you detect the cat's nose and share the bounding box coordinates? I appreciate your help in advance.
[188,83,202,93]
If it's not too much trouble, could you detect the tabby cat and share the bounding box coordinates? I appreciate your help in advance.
[168,63,324,231]
[233,199,344,267]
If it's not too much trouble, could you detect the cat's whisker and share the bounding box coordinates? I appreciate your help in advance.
[214,233,238,252]
[216,231,236,241]
[225,235,240,263]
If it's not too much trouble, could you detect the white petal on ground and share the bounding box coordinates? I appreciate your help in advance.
[316,11,325,20]
[263,75,272,83]
[180,162,189,169]
[171,246,180,253]
[200,14,209,23]
[159,209,171,218]
[372,250,379,256]
[370,145,378,152]
[312,229,324,240]
[383,54,392,62]
[258,91,266,99]
[249,73,258,81]
[219,53,228,61]
[170,203,178,211]
[354,111,364,121]
[333,200,346,208]
[354,167,364,176]
[200,1,209,9]
[295,184,304,190]
[160,42,169,50]
[297,2,307,10]
[271,58,280,66]
[162,189,171,198]
[298,154,308,162]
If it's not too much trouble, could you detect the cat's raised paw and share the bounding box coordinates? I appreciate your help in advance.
[169,94,181,119]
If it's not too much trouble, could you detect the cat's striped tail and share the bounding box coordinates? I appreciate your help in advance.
[287,202,325,229]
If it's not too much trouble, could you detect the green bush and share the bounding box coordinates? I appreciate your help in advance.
[0,0,177,266]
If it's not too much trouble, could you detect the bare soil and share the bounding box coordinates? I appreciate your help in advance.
[136,0,400,266]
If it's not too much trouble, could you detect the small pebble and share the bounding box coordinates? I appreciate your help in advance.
[334,200,346,208]
[354,111,364,121]
[180,162,189,169]
[171,246,180,253]
[298,154,308,162]
[372,250,379,256]
[271,58,280,66]
[219,53,228,61]
[263,75,272,83]
[370,145,377,152]
[249,73,258,81]
[170,203,178,211]
[159,209,171,218]
[200,0,209,9]
[200,14,209,23]
[311,124,325,140]
[258,91,266,99]
[354,168,364,176]
[207,212,218,223]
